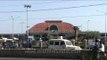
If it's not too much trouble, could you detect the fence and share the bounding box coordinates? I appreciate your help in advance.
[0,49,93,60]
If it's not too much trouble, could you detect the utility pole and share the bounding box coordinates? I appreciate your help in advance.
[11,16,14,39]
[87,20,90,31]
[105,13,106,41]
[96,10,107,42]
[19,22,24,48]
[24,4,31,48]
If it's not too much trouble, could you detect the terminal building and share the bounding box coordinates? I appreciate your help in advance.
[29,20,76,40]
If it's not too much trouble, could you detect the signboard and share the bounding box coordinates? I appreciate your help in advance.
[87,39,95,48]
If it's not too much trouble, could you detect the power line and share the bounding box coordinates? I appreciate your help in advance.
[31,1,70,5]
[0,1,66,8]
[30,3,107,11]
[0,14,105,21]
[28,14,105,19]
[0,5,22,7]
[0,20,9,21]
[0,11,24,13]
[0,2,54,7]
[0,3,107,13]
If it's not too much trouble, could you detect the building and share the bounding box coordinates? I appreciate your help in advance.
[29,20,76,40]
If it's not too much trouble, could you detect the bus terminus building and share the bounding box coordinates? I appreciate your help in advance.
[29,20,78,41]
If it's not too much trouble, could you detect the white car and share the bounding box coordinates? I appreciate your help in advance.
[48,39,82,50]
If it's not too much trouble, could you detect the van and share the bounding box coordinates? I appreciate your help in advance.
[0,38,16,48]
[48,39,82,50]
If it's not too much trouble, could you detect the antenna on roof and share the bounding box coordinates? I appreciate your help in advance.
[60,36,63,39]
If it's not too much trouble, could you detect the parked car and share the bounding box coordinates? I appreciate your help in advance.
[0,38,18,48]
[48,39,82,50]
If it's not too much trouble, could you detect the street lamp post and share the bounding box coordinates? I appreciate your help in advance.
[104,13,106,41]
[24,5,31,48]
[19,22,24,48]
[11,16,14,39]
[87,20,90,31]
[96,10,106,42]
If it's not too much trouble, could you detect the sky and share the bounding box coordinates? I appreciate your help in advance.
[0,0,107,33]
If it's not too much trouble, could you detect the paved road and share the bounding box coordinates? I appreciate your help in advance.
[0,57,80,60]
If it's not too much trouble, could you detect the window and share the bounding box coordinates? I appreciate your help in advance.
[49,41,54,45]
[49,25,58,32]
[55,41,59,45]
[65,41,72,45]
[60,41,65,45]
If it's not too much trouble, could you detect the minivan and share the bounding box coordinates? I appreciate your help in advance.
[48,39,82,50]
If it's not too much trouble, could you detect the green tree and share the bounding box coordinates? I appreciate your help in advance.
[83,31,101,39]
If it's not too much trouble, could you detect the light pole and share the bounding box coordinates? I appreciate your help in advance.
[87,20,90,31]
[11,16,14,39]
[96,10,106,41]
[19,22,24,48]
[105,13,106,41]
[24,4,31,48]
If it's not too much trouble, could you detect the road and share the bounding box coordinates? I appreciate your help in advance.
[0,57,80,60]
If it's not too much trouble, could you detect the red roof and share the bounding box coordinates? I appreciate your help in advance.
[29,20,74,33]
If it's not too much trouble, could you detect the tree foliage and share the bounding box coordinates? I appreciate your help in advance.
[73,26,79,31]
[83,31,101,39]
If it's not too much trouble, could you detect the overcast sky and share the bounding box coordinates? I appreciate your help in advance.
[0,1,106,33]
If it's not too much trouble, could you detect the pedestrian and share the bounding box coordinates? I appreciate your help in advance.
[99,41,106,60]
[92,39,100,60]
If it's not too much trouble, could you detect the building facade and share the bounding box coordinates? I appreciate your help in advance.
[29,20,75,40]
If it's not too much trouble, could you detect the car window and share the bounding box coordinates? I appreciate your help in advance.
[55,41,59,45]
[49,41,54,45]
[65,41,72,45]
[60,41,65,45]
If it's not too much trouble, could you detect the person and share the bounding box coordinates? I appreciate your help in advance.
[92,39,101,60]
[99,41,106,60]
[99,41,105,53]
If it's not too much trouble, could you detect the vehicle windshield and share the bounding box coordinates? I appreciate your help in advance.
[49,41,54,45]
[65,41,72,45]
